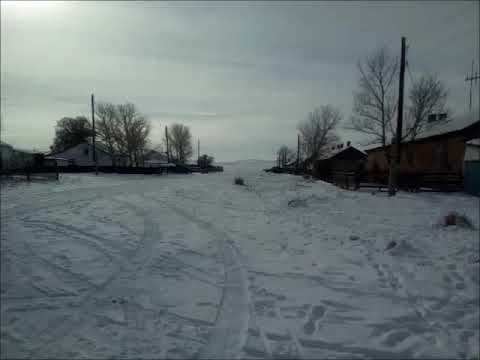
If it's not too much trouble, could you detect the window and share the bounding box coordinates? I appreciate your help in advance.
[441,144,449,169]
[432,144,449,170]
[407,148,415,167]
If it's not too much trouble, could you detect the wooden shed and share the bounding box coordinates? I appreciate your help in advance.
[313,143,367,181]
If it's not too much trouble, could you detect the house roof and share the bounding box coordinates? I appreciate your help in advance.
[364,109,480,152]
[467,138,480,147]
[144,159,168,164]
[144,149,168,161]
[0,141,39,153]
[318,144,366,160]
[47,141,113,157]
[45,156,69,161]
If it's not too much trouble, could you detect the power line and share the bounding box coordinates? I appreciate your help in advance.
[405,43,415,87]
[465,60,480,112]
[406,61,415,86]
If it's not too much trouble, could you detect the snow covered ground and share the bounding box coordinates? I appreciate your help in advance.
[1,161,479,359]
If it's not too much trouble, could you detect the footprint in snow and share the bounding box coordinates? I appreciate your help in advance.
[455,283,466,290]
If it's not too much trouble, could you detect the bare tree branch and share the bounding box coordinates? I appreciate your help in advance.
[298,104,341,162]
[276,145,296,167]
[345,46,398,150]
[403,73,449,140]
[168,123,193,164]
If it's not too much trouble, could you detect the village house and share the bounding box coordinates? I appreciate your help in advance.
[47,142,128,167]
[143,149,169,167]
[464,138,480,196]
[313,141,367,181]
[0,141,14,171]
[0,141,41,172]
[364,110,480,184]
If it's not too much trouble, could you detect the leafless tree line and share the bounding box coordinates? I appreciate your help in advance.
[95,102,151,166]
[277,104,342,168]
[277,45,449,169]
[96,102,195,165]
[164,123,193,164]
[346,46,449,158]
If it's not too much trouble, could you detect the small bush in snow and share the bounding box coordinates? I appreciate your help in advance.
[288,198,307,208]
[384,240,397,252]
[441,212,475,229]
[234,177,245,186]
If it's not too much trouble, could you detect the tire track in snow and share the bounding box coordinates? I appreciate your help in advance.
[200,241,250,359]
[28,197,160,357]
[142,194,250,360]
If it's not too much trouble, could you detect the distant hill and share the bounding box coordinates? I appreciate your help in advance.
[219,159,275,167]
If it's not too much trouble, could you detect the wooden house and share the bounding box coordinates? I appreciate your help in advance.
[47,142,128,167]
[365,111,480,183]
[313,142,367,181]
[0,142,41,172]
[464,138,480,196]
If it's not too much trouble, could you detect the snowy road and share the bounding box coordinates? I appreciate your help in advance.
[1,161,479,359]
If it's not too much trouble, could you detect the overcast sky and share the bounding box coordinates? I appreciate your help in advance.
[1,1,478,161]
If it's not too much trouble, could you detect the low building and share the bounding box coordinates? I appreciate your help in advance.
[0,142,14,171]
[464,138,480,196]
[44,156,69,167]
[1,142,40,172]
[47,142,122,167]
[365,110,480,177]
[143,149,169,167]
[313,142,367,180]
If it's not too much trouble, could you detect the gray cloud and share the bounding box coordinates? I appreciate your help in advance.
[1,1,478,160]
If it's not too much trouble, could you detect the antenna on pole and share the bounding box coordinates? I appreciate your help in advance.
[165,126,170,163]
[465,60,480,112]
[296,133,300,172]
[91,94,98,175]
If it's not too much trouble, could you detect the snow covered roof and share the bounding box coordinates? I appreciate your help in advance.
[318,144,366,160]
[45,156,69,161]
[417,109,479,139]
[47,141,114,157]
[144,159,168,164]
[466,138,480,146]
[144,149,168,161]
[364,109,479,151]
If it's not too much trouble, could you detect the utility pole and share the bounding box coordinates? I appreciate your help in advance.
[165,126,170,163]
[197,139,200,162]
[388,36,406,196]
[465,60,480,112]
[296,134,300,172]
[91,94,98,175]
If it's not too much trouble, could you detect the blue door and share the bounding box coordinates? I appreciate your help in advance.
[464,161,480,196]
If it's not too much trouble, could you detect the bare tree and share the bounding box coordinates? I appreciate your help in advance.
[167,123,193,164]
[277,145,295,168]
[404,73,449,140]
[346,47,399,150]
[95,102,119,165]
[115,103,151,166]
[297,105,341,162]
[52,116,92,152]
[198,154,214,168]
